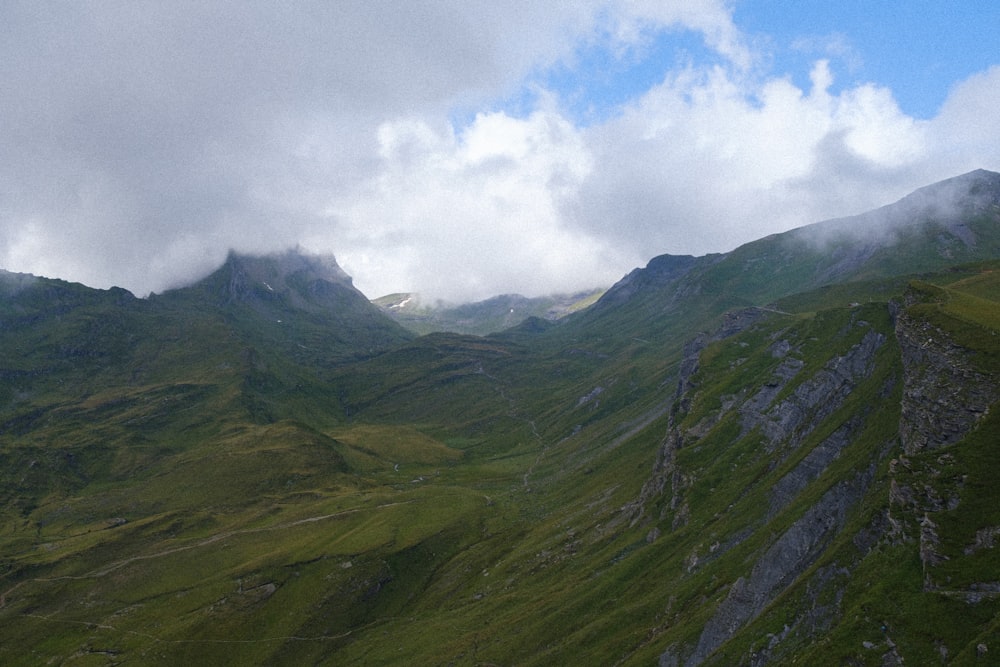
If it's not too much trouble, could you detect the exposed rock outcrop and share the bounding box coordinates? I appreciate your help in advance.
[767,416,862,519]
[625,308,774,526]
[894,309,998,454]
[628,313,885,528]
[740,328,885,454]
[645,310,898,665]
[681,468,876,666]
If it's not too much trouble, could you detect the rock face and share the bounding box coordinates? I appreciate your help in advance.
[886,294,1000,601]
[685,468,875,666]
[624,307,774,527]
[629,310,885,529]
[660,319,887,666]
[767,417,862,519]
[645,281,1000,665]
[615,302,899,666]
[209,248,355,307]
[739,328,884,454]
[894,308,998,454]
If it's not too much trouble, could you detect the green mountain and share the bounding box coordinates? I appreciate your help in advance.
[2,171,999,665]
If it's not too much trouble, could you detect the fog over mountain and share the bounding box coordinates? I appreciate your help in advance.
[1,3,998,302]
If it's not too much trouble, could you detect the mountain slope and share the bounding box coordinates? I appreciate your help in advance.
[1,172,999,665]
[577,168,1000,335]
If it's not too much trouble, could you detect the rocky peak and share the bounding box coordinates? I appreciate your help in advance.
[188,247,360,309]
[221,248,352,294]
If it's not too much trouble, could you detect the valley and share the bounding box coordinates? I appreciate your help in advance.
[1,170,1000,665]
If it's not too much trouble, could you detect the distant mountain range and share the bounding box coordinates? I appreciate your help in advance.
[373,289,605,335]
[1,170,999,665]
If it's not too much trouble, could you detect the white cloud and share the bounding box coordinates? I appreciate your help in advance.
[568,55,944,258]
[605,0,753,69]
[317,109,631,302]
[0,2,997,303]
[790,32,863,73]
[926,66,1000,175]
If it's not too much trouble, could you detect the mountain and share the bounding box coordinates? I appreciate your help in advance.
[160,248,414,359]
[1,171,999,665]
[580,168,1000,331]
[374,289,605,335]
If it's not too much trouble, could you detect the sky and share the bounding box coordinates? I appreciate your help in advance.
[2,1,999,303]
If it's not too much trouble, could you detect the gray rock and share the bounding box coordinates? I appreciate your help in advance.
[680,468,874,666]
[741,328,884,454]
[895,311,999,454]
[768,417,860,519]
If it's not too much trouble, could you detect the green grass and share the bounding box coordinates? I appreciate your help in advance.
[3,233,1000,663]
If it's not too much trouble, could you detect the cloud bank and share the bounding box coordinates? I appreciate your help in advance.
[1,2,998,302]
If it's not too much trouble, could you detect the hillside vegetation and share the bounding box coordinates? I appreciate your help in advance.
[1,170,999,665]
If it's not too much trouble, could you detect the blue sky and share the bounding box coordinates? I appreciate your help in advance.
[734,0,999,119]
[2,1,999,302]
[522,1,999,124]
[526,26,724,124]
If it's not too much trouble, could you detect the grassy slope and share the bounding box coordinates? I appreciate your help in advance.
[776,270,1000,667]
[1,255,999,661]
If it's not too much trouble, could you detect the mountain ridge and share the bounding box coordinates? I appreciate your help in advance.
[3,169,997,318]
[567,169,1000,339]
[374,289,606,335]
